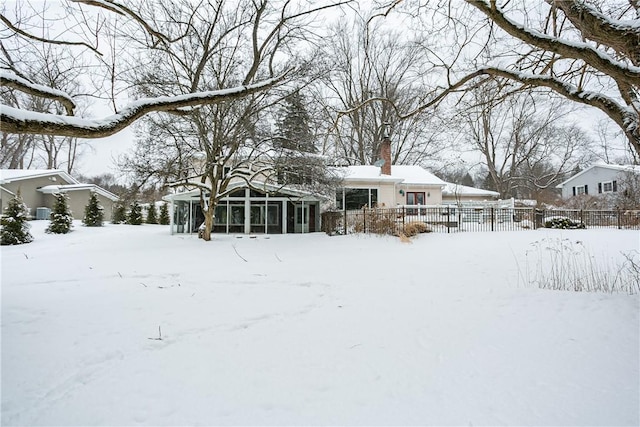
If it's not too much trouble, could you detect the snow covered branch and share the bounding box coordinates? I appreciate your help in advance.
[0,72,77,116]
[472,66,640,156]
[0,73,290,139]
[468,0,640,87]
[547,0,640,65]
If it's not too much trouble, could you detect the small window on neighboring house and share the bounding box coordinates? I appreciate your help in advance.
[602,181,613,192]
[576,185,587,195]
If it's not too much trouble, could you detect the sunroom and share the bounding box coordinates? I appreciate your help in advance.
[163,182,322,235]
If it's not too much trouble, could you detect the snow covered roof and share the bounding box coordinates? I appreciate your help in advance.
[163,180,323,202]
[0,169,78,185]
[338,165,446,186]
[556,163,640,187]
[442,183,500,197]
[37,184,119,201]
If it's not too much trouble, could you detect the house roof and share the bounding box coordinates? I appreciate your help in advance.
[339,165,446,186]
[442,183,500,197]
[163,180,323,202]
[556,163,640,188]
[0,169,78,185]
[37,184,119,201]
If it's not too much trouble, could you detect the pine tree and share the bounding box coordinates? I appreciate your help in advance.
[112,203,127,224]
[128,201,143,225]
[82,192,104,227]
[46,193,73,234]
[158,202,170,225]
[1,193,33,245]
[146,203,158,224]
[275,91,315,153]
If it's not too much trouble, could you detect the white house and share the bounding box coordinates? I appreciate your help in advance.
[334,137,501,209]
[556,163,640,200]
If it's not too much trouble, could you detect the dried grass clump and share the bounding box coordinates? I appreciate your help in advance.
[403,221,431,237]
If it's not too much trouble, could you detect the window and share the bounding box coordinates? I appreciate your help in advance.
[575,185,587,195]
[214,204,227,225]
[250,204,279,225]
[599,181,617,193]
[336,188,378,210]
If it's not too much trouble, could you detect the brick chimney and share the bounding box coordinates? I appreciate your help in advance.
[379,137,392,175]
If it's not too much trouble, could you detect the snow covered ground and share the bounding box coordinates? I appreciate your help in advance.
[2,221,639,426]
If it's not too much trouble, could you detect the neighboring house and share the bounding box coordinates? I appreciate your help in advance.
[163,181,323,235]
[0,169,119,221]
[556,163,640,201]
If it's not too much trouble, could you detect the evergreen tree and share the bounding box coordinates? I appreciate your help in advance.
[275,91,315,153]
[127,201,143,225]
[46,193,73,234]
[82,192,104,227]
[146,203,158,224]
[461,172,475,187]
[112,203,127,224]
[1,193,33,245]
[158,202,170,225]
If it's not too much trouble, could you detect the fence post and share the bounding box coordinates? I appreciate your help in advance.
[617,209,621,230]
[491,207,495,232]
[580,209,584,225]
[447,205,451,234]
[343,208,347,235]
[402,206,406,229]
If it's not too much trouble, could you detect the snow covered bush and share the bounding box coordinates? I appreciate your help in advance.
[127,201,143,225]
[1,194,33,245]
[146,204,158,224]
[158,203,170,225]
[82,192,104,227]
[112,203,127,224]
[46,193,73,234]
[544,217,585,230]
[524,238,639,294]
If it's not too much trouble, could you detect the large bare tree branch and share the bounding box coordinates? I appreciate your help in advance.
[468,0,640,87]
[1,72,290,138]
[548,0,640,65]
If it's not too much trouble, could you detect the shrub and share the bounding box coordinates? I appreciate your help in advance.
[1,194,33,245]
[544,216,585,229]
[83,192,104,227]
[523,238,639,294]
[46,193,73,234]
[403,221,431,237]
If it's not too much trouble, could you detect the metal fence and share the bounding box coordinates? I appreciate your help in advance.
[321,206,640,235]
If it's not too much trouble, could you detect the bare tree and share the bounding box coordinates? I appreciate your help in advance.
[1,0,350,139]
[367,0,640,158]
[319,15,447,167]
[115,0,345,241]
[458,82,591,199]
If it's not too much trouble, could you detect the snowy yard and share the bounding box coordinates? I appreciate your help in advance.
[2,221,639,426]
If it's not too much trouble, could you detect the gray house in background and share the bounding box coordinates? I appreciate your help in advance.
[0,169,119,221]
[556,164,640,200]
